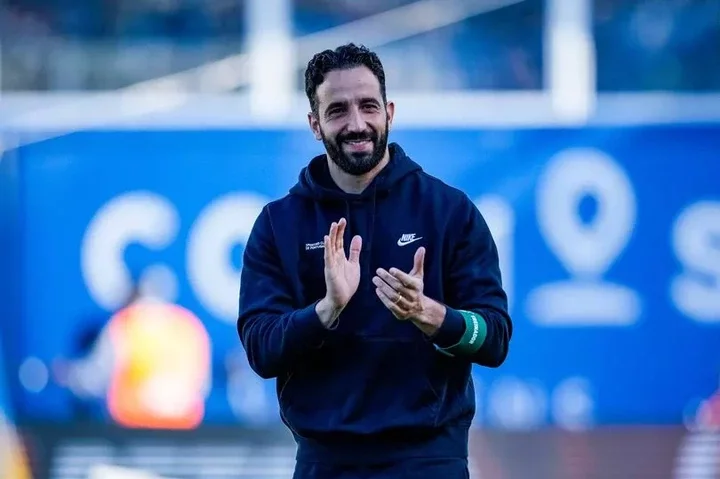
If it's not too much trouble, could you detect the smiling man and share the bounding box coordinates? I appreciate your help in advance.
[237,43,513,479]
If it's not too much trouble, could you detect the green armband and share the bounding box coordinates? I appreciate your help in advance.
[440,310,487,357]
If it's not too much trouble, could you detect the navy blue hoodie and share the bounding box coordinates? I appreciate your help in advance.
[237,143,512,465]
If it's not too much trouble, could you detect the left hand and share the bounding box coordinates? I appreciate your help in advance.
[373,247,426,320]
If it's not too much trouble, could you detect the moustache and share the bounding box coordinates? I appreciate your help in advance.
[339,131,377,143]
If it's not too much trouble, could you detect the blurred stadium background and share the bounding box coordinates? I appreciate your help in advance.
[1,0,720,478]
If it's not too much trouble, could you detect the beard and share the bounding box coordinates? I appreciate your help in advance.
[321,119,389,176]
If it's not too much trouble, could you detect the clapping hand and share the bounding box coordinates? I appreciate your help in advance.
[318,218,363,325]
[373,247,427,321]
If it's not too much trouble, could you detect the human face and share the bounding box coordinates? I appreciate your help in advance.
[308,66,395,176]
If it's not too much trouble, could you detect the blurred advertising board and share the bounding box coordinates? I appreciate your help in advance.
[0,125,718,429]
[18,424,719,479]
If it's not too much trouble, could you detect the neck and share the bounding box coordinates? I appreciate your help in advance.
[328,149,390,195]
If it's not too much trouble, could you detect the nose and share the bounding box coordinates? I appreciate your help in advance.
[346,106,366,133]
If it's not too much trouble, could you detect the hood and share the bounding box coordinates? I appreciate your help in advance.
[289,142,422,202]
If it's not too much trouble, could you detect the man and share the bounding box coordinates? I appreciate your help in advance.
[237,43,512,479]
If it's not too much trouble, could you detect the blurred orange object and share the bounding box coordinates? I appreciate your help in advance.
[106,301,211,429]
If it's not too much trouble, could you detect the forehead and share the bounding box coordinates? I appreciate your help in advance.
[316,66,382,107]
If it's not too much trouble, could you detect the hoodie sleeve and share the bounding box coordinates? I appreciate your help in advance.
[237,206,330,379]
[430,195,513,367]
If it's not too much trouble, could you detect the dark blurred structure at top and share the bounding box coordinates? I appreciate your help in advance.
[0,0,718,91]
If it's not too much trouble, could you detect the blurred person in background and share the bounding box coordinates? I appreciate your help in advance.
[237,43,512,479]
[53,285,144,422]
[54,267,211,430]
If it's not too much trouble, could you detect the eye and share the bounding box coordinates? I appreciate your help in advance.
[326,106,345,117]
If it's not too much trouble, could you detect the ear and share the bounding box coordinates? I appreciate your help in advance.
[385,100,395,131]
[308,112,323,141]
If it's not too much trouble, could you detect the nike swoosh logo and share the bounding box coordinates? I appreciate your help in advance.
[397,237,423,247]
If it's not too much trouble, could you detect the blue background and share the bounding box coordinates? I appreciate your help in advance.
[1,125,719,427]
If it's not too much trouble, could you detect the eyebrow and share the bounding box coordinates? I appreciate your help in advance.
[325,100,347,111]
[326,97,380,111]
[359,97,381,105]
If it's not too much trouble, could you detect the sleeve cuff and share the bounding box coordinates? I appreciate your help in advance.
[288,300,330,348]
[433,308,487,357]
[431,307,467,348]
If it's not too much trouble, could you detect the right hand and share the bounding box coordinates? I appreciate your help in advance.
[321,217,362,315]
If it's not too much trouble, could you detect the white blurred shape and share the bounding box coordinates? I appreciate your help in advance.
[671,201,720,322]
[89,465,168,479]
[81,192,179,311]
[18,357,48,393]
[246,0,294,119]
[537,148,635,277]
[528,148,641,326]
[673,432,720,479]
[545,0,596,122]
[186,192,268,324]
[488,377,545,430]
[551,377,594,430]
[527,281,641,326]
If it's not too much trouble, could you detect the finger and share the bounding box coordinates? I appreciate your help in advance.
[336,218,346,253]
[388,267,422,290]
[323,235,331,266]
[409,247,425,277]
[375,287,407,317]
[375,268,404,292]
[328,221,338,252]
[372,276,396,299]
[375,286,395,309]
[372,276,411,308]
[348,235,362,263]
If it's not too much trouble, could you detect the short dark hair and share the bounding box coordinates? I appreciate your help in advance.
[304,43,387,115]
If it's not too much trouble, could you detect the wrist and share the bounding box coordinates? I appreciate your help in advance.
[316,296,344,328]
[411,296,446,336]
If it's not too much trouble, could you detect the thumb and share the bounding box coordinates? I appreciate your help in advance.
[348,235,362,263]
[410,247,425,277]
